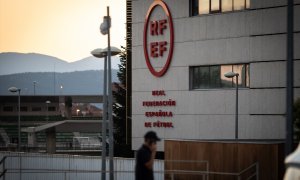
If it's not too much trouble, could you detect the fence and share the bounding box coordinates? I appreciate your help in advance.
[0,152,163,180]
[164,160,258,180]
[0,152,258,180]
[72,137,101,150]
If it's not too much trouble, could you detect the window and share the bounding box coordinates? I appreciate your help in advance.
[190,64,249,89]
[192,66,209,88]
[210,66,221,88]
[199,0,209,14]
[20,107,28,112]
[222,0,233,12]
[191,0,250,16]
[191,0,199,16]
[211,0,221,13]
[234,0,245,10]
[3,106,13,112]
[246,0,250,9]
[32,107,42,111]
[48,107,56,111]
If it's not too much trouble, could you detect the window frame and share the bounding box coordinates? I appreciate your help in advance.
[48,106,56,112]
[190,0,250,16]
[18,106,28,112]
[190,64,250,90]
[210,0,221,14]
[32,107,42,112]
[3,106,14,112]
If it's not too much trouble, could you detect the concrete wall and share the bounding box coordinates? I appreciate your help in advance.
[131,0,300,151]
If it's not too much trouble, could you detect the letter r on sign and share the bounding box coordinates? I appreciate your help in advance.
[150,19,167,35]
[150,21,158,35]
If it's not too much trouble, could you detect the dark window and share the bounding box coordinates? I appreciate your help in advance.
[191,0,250,16]
[190,0,199,16]
[190,64,249,89]
[210,66,221,88]
[20,107,28,112]
[32,107,42,111]
[192,66,210,88]
[3,106,13,112]
[48,107,56,111]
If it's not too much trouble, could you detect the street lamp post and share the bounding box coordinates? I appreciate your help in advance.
[60,85,64,95]
[224,72,239,140]
[33,81,37,95]
[46,101,51,123]
[91,46,121,180]
[92,48,108,180]
[8,87,21,151]
[98,6,122,180]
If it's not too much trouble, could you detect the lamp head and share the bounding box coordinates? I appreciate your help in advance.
[8,87,20,93]
[100,16,111,35]
[91,48,106,58]
[91,47,122,58]
[224,72,239,78]
[103,46,122,56]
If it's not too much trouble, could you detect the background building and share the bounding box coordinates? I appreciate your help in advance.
[0,95,102,153]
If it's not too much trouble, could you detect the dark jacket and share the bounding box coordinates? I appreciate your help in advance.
[135,144,154,180]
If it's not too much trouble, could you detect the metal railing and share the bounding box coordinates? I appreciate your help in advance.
[0,156,7,180]
[0,169,259,180]
[162,162,259,180]
[0,152,259,180]
[164,159,209,180]
[164,159,258,180]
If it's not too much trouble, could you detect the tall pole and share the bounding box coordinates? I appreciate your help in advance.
[33,81,36,95]
[101,56,108,180]
[235,75,239,140]
[286,0,294,156]
[46,101,50,123]
[107,6,114,180]
[18,89,21,151]
[46,103,49,123]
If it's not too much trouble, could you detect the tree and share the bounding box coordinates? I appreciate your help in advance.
[113,46,133,157]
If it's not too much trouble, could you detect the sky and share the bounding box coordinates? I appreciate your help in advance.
[0,0,126,62]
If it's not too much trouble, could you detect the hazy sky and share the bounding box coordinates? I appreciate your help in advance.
[0,0,126,62]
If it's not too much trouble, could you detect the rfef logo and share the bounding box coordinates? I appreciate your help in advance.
[143,0,174,77]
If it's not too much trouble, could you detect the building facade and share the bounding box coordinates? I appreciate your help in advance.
[131,0,300,151]
[0,96,60,117]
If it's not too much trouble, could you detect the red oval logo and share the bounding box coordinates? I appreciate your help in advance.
[143,0,174,77]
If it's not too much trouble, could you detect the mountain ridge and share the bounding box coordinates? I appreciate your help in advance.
[0,52,120,75]
[0,70,119,95]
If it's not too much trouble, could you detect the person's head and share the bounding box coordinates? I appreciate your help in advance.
[144,131,161,146]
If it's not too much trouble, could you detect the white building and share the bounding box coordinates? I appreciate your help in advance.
[131,0,300,152]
